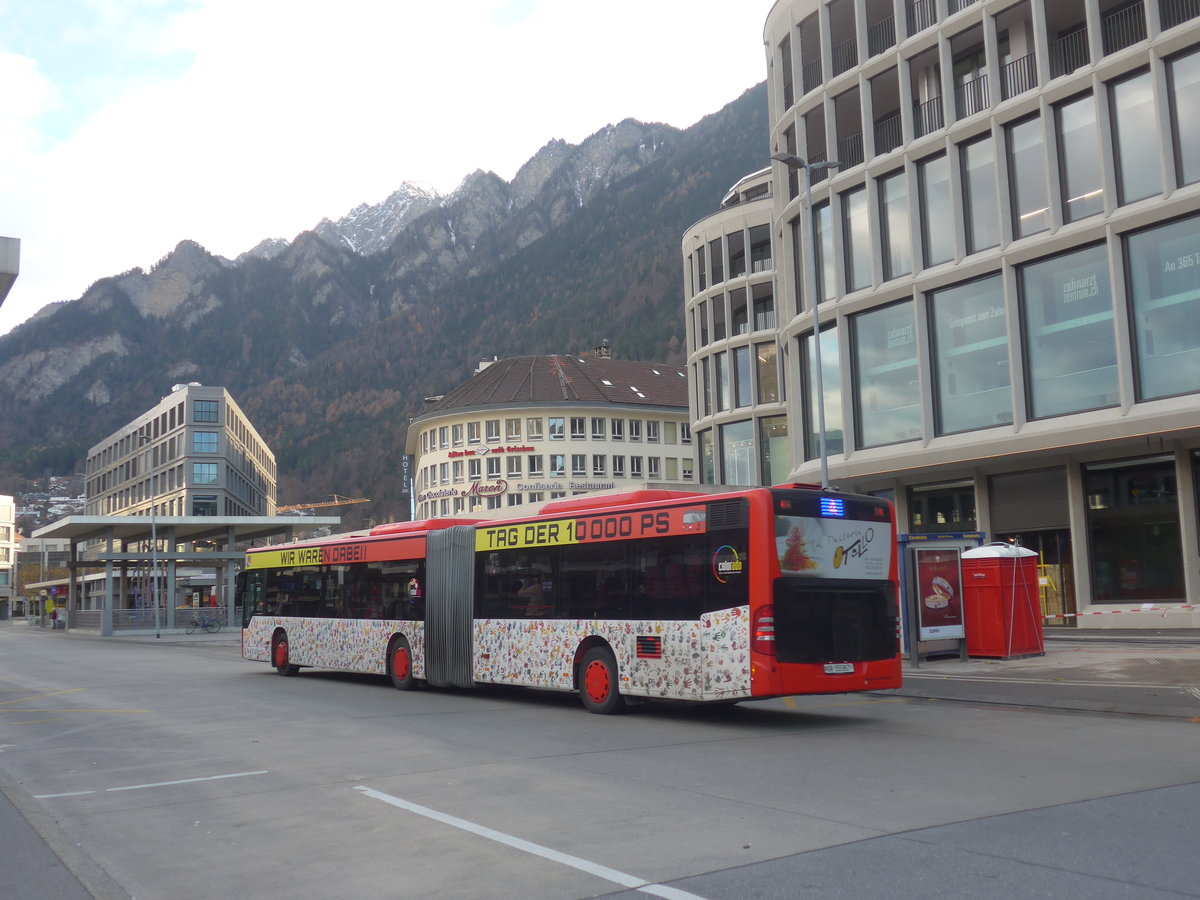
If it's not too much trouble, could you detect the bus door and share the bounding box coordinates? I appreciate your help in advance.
[425,525,477,688]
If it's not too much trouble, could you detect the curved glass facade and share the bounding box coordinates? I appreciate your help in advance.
[686,1,1200,625]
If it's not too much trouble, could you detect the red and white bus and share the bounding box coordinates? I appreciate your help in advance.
[239,485,901,713]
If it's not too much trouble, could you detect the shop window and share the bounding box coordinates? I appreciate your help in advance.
[1110,69,1161,205]
[733,346,752,409]
[1055,93,1104,222]
[1126,212,1200,400]
[1006,115,1049,237]
[1168,49,1200,187]
[929,273,1011,434]
[853,302,920,448]
[879,169,912,280]
[918,153,954,267]
[1085,457,1184,603]
[1020,243,1117,418]
[909,481,977,533]
[814,201,835,302]
[192,462,218,485]
[756,342,779,404]
[802,327,844,458]
[193,400,218,423]
[759,416,790,486]
[720,420,755,485]
[960,135,1000,253]
[842,186,871,292]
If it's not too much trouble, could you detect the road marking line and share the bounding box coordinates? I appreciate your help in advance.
[36,790,97,798]
[105,770,269,792]
[35,770,269,799]
[354,785,709,900]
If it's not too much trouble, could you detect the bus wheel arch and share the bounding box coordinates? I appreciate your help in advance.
[387,634,416,690]
[576,641,626,715]
[271,629,299,676]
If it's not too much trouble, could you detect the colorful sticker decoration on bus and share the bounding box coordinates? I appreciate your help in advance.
[776,515,891,579]
[475,505,708,552]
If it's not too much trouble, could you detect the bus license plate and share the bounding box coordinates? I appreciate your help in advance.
[824,663,854,674]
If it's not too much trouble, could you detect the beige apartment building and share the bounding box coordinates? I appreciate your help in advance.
[407,353,693,519]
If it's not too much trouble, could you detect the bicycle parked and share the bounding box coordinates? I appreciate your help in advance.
[186,614,222,634]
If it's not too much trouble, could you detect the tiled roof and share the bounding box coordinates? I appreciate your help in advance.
[417,356,689,418]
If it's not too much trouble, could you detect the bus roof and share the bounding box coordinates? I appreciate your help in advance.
[536,489,708,516]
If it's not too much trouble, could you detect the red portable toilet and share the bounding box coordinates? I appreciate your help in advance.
[961,544,1044,658]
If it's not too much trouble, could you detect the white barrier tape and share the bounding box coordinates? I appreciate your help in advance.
[1043,604,1196,619]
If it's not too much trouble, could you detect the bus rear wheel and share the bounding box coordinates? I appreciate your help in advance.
[272,634,299,676]
[579,647,626,715]
[388,636,415,690]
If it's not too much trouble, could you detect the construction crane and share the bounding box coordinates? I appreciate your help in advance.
[277,494,371,513]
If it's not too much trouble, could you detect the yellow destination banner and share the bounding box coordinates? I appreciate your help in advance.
[475,519,579,551]
[245,546,324,570]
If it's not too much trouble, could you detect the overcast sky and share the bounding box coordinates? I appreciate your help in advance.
[0,0,775,335]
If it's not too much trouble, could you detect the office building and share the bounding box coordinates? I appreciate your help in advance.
[685,0,1200,626]
[85,383,276,517]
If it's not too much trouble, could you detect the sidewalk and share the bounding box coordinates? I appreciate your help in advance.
[897,630,1200,719]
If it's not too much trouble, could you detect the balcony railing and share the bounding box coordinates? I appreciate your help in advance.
[868,16,896,57]
[1160,0,1200,29]
[948,0,980,12]
[913,96,944,138]
[837,132,865,169]
[1050,27,1089,79]
[802,58,824,95]
[832,36,859,76]
[1102,1,1146,55]
[907,0,937,36]
[807,149,830,183]
[955,73,990,119]
[1002,52,1038,100]
[874,111,903,155]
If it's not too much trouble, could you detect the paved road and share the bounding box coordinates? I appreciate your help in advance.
[2,622,1198,899]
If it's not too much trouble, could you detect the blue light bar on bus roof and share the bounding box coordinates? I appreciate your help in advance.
[819,497,845,518]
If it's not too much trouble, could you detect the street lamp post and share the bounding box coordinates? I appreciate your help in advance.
[151,501,160,639]
[771,152,843,491]
[140,434,161,639]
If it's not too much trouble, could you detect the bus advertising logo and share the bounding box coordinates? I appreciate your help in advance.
[712,545,744,583]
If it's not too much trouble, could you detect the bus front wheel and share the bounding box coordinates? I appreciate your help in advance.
[388,636,415,690]
[579,647,626,715]
[272,634,299,676]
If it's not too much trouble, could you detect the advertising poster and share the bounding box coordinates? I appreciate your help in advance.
[775,515,891,580]
[914,548,965,640]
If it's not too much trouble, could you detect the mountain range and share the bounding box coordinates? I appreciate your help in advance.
[0,82,768,530]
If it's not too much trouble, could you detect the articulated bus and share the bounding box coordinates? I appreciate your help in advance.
[239,485,901,713]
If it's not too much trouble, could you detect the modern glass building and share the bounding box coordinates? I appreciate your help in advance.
[85,383,277,517]
[686,0,1200,628]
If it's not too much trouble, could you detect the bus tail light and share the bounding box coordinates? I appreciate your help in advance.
[752,605,776,656]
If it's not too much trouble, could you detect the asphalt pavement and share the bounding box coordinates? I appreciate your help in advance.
[2,620,1198,899]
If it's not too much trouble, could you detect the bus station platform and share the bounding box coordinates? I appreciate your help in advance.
[896,629,1200,720]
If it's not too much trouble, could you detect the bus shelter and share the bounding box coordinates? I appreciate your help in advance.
[31,515,340,636]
